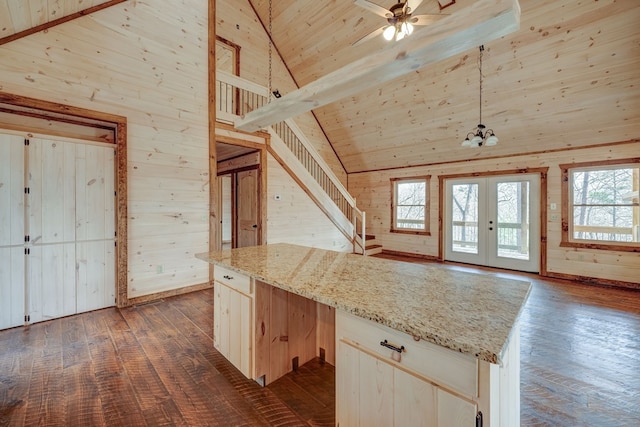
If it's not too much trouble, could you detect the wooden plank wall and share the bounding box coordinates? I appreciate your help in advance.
[266,153,351,251]
[348,143,640,285]
[0,1,210,298]
[215,0,347,187]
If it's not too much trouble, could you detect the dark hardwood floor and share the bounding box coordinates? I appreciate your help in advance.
[1,257,639,426]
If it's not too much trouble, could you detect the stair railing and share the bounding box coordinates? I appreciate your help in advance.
[216,71,366,254]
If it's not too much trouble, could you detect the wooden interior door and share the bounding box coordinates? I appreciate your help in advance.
[236,168,259,248]
[27,138,77,322]
[27,138,115,324]
[0,134,26,329]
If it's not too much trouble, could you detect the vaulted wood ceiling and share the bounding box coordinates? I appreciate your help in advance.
[248,0,640,174]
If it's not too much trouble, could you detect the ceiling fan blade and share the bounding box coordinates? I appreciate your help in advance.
[406,0,425,14]
[410,14,448,25]
[354,0,392,18]
[352,26,386,46]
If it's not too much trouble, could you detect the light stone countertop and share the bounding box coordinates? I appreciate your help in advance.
[196,243,531,364]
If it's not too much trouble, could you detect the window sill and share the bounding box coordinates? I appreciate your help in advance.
[560,241,640,253]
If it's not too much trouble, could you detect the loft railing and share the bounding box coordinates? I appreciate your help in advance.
[216,71,366,254]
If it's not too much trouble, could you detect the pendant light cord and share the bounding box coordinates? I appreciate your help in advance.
[478,44,484,126]
[268,0,273,102]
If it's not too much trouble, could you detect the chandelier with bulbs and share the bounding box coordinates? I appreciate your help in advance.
[462,45,499,148]
[382,2,414,41]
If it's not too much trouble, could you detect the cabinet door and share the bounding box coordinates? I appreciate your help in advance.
[336,340,361,427]
[437,389,477,427]
[394,368,437,427]
[359,347,394,426]
[213,281,252,378]
[336,340,394,427]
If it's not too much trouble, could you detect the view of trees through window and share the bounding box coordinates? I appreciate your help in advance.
[571,166,639,242]
[394,179,427,231]
[451,181,530,258]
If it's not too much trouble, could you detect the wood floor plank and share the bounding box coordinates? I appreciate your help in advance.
[22,322,66,427]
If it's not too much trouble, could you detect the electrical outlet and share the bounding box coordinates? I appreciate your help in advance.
[550,203,557,210]
[551,214,558,221]
[156,265,163,274]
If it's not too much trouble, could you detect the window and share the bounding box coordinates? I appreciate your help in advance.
[391,176,430,234]
[561,159,639,251]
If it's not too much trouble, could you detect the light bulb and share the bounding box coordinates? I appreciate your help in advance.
[395,29,405,41]
[383,26,396,41]
[485,135,498,146]
[402,22,414,36]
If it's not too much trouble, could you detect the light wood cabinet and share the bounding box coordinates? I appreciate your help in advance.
[213,266,253,378]
[336,310,485,427]
[213,265,334,385]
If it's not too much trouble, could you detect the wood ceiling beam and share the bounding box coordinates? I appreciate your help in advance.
[0,0,127,46]
[235,0,520,133]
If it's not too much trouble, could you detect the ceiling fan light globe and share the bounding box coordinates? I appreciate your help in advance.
[485,135,498,146]
[395,29,405,41]
[383,26,396,41]
[402,22,414,35]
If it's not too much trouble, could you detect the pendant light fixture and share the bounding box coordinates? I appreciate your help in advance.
[462,45,498,147]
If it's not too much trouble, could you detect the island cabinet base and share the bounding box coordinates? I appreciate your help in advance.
[213,266,335,386]
[335,311,520,427]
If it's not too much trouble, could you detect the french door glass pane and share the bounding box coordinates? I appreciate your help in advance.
[451,183,479,254]
[496,181,530,260]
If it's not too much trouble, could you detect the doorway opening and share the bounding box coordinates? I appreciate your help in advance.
[216,140,266,249]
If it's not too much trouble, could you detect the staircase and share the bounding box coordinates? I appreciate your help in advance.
[357,234,383,256]
[216,71,378,255]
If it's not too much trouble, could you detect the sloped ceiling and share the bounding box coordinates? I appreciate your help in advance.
[0,0,123,45]
[248,0,640,173]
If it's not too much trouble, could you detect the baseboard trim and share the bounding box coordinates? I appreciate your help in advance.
[380,249,440,262]
[544,272,640,291]
[126,281,213,307]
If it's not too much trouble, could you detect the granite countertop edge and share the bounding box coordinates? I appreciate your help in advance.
[196,244,532,365]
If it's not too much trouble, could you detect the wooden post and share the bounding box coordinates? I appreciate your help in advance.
[209,0,219,283]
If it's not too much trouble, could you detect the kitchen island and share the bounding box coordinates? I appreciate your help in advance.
[196,243,531,426]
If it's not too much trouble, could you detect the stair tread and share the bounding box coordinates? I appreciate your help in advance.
[365,244,383,249]
[357,234,376,240]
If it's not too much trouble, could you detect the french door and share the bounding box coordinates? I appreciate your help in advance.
[444,174,540,272]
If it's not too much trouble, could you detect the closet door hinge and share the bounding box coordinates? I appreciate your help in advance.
[24,139,30,146]
[24,235,30,242]
[24,248,30,255]
[24,187,30,194]
[24,315,30,322]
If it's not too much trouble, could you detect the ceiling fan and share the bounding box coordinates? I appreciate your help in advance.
[353,0,448,46]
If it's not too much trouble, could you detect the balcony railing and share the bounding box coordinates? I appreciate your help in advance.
[216,71,366,253]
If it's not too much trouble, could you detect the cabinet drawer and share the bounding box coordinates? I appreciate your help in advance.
[336,310,477,398]
[214,265,252,295]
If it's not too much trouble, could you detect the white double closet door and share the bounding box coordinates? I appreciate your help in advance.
[0,133,115,330]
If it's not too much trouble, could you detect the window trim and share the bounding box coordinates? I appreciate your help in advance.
[390,176,431,235]
[560,158,640,252]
